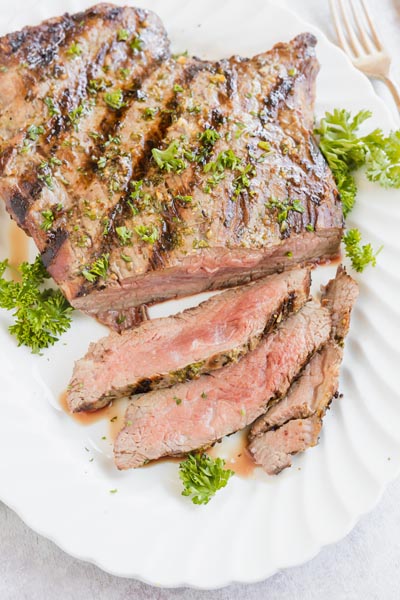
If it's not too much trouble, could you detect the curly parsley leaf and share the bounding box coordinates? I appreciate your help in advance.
[179,453,234,505]
[82,254,109,282]
[343,228,383,273]
[0,256,73,353]
[315,109,400,216]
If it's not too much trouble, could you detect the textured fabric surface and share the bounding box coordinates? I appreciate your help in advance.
[1,0,399,598]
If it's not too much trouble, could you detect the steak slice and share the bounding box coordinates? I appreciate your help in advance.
[249,342,342,439]
[67,268,311,412]
[0,5,343,328]
[114,299,331,469]
[248,415,322,475]
[248,266,358,474]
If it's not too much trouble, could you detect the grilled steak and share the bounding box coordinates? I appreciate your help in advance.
[114,299,331,469]
[249,343,342,439]
[248,266,358,474]
[0,5,343,328]
[67,268,311,412]
[249,415,322,475]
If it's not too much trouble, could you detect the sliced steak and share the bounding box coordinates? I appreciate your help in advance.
[0,6,343,328]
[249,342,342,438]
[248,266,358,474]
[67,268,311,412]
[248,415,322,475]
[114,299,331,469]
[321,265,359,341]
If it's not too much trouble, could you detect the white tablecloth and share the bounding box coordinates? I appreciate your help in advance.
[1,1,399,598]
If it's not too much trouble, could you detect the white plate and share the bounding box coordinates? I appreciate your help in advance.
[1,0,400,589]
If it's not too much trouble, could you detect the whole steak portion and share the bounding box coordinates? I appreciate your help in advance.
[0,4,343,328]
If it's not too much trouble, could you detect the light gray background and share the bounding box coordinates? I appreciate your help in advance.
[1,1,400,598]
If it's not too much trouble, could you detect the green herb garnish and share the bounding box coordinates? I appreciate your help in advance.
[66,41,82,58]
[265,197,304,232]
[117,29,129,41]
[82,254,110,282]
[0,256,73,353]
[40,210,54,232]
[134,224,159,244]
[116,226,133,245]
[343,228,382,272]
[44,97,60,117]
[104,89,126,110]
[179,453,234,505]
[142,107,159,120]
[315,109,400,216]
[152,140,187,173]
[173,84,184,93]
[130,35,143,53]
[26,124,44,141]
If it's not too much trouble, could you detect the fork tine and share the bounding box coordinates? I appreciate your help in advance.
[329,0,355,57]
[359,0,383,51]
[348,0,374,54]
[337,0,364,57]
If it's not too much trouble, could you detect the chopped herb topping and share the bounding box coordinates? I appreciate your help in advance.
[44,97,60,117]
[152,139,187,173]
[305,223,315,232]
[179,453,234,505]
[142,106,159,120]
[68,102,90,131]
[173,83,184,93]
[40,210,54,231]
[27,124,44,141]
[117,28,129,41]
[287,67,297,76]
[204,149,241,173]
[198,129,220,148]
[343,228,383,272]
[174,396,182,405]
[109,489,118,494]
[66,41,82,58]
[0,256,73,353]
[116,226,133,245]
[258,140,271,151]
[82,254,109,282]
[97,156,107,169]
[266,197,305,232]
[119,67,130,80]
[175,195,192,203]
[233,163,256,198]
[134,224,159,244]
[87,78,107,95]
[104,89,126,110]
[130,35,143,53]
[201,391,207,399]
[120,253,132,263]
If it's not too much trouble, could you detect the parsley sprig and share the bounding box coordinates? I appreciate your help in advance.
[179,453,234,505]
[343,229,383,272]
[315,109,400,216]
[0,256,73,353]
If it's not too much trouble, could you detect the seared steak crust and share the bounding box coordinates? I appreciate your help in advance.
[67,268,311,412]
[0,6,343,327]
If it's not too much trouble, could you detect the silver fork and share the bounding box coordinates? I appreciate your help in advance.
[329,0,400,112]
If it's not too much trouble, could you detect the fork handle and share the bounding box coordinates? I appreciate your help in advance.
[380,76,400,114]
